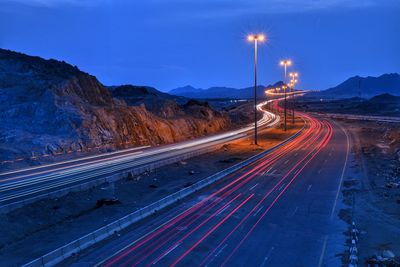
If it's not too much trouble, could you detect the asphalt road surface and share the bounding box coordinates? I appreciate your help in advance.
[64,111,350,267]
[0,101,279,207]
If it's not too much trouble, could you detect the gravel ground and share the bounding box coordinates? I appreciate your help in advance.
[337,119,400,265]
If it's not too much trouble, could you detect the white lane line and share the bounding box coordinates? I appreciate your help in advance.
[263,167,273,175]
[216,205,231,216]
[270,170,277,175]
[253,205,264,217]
[294,153,298,156]
[260,246,275,267]
[249,183,259,191]
[214,244,228,258]
[290,206,299,217]
[152,242,181,264]
[330,122,350,219]
[317,235,328,267]
[284,160,289,165]
[205,244,228,267]
[307,184,312,191]
[278,183,286,191]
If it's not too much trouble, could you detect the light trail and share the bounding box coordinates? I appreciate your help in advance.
[99,108,331,267]
[220,121,333,266]
[0,100,280,207]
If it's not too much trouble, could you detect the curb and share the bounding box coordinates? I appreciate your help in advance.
[22,125,304,267]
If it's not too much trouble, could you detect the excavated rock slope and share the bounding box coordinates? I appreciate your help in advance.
[0,49,230,162]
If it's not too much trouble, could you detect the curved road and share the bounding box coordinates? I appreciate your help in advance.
[0,100,279,207]
[63,111,350,267]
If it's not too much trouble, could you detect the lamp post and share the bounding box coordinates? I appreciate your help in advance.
[248,34,265,145]
[280,60,292,131]
[289,72,299,124]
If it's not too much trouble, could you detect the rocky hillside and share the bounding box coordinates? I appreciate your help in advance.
[0,49,230,163]
[309,73,400,99]
[355,94,400,116]
[108,85,186,118]
[169,82,285,99]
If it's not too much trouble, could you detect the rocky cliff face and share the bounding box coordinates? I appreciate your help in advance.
[0,49,230,163]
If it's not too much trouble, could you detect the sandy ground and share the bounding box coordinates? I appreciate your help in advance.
[0,117,303,266]
[336,119,400,265]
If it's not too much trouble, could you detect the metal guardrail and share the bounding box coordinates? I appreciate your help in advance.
[0,144,220,214]
[22,125,305,267]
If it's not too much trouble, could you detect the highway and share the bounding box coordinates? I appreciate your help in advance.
[0,101,279,207]
[63,111,350,267]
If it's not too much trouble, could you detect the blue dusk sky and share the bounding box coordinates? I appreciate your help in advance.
[0,0,399,91]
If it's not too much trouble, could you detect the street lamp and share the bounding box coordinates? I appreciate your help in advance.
[248,34,265,145]
[280,60,292,131]
[289,72,299,124]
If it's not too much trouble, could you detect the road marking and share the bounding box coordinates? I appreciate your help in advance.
[278,183,286,191]
[249,183,259,191]
[270,169,277,175]
[205,244,228,267]
[152,242,181,264]
[215,244,227,257]
[318,235,328,267]
[290,206,299,217]
[330,122,350,219]
[263,167,273,175]
[284,160,289,165]
[216,205,231,216]
[260,246,275,267]
[294,153,298,156]
[307,184,312,191]
[253,205,264,217]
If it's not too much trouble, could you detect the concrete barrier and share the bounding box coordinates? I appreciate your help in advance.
[22,125,304,267]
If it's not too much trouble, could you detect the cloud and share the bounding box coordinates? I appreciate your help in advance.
[3,0,398,16]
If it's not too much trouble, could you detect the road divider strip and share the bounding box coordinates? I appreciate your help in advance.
[22,124,305,267]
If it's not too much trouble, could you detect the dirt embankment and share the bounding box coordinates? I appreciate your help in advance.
[337,119,400,265]
[0,117,303,266]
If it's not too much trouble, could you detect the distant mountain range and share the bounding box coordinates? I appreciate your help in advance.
[169,82,285,100]
[309,73,400,99]
[170,73,400,100]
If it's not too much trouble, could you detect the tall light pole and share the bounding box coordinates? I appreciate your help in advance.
[280,59,292,131]
[248,34,265,145]
[289,72,299,124]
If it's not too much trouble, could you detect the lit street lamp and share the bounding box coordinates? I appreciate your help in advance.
[248,34,265,145]
[280,59,292,131]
